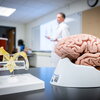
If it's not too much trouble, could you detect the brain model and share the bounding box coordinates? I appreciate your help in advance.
[55,34,100,69]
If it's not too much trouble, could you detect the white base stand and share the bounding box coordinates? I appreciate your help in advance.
[0,73,45,95]
[50,58,100,88]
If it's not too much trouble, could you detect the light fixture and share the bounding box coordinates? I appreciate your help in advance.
[0,6,16,17]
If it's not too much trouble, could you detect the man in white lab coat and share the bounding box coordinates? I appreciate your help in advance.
[45,12,70,67]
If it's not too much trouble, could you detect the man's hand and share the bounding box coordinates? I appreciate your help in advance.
[45,35,50,39]
[45,35,58,42]
[51,39,58,42]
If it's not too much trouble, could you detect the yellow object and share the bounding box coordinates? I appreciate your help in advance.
[0,47,10,61]
[0,47,29,73]
[4,57,16,73]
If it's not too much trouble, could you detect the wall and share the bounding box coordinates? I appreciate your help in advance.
[0,22,25,48]
[32,26,40,50]
[25,0,100,49]
[0,0,100,49]
[82,6,100,38]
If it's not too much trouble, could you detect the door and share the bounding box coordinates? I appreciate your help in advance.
[8,29,15,53]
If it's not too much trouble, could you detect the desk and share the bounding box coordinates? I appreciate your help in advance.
[0,67,100,100]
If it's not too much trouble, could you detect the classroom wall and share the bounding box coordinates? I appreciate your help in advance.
[0,22,25,48]
[82,6,100,38]
[0,0,100,49]
[25,0,100,49]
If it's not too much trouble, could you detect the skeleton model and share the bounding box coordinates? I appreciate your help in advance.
[0,47,29,72]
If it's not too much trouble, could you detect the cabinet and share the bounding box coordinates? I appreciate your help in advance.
[29,52,52,67]
[0,38,8,61]
[0,38,8,50]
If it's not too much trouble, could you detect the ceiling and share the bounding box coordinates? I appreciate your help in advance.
[0,0,78,24]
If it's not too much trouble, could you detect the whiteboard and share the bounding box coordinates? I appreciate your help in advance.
[31,13,82,51]
[31,26,40,50]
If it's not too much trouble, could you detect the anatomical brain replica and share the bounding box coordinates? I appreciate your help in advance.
[55,34,100,70]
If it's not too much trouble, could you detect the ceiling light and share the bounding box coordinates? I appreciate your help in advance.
[0,6,16,17]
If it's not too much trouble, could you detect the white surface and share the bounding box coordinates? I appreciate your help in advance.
[29,53,51,67]
[0,37,8,40]
[0,0,79,23]
[0,73,45,95]
[50,58,100,87]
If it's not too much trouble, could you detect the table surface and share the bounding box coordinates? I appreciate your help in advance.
[0,67,100,100]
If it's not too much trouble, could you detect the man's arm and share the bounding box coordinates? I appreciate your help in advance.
[45,35,58,42]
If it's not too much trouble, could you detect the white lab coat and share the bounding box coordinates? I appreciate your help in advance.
[51,22,70,67]
[54,22,70,40]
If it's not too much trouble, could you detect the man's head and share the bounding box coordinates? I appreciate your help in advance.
[56,12,66,24]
